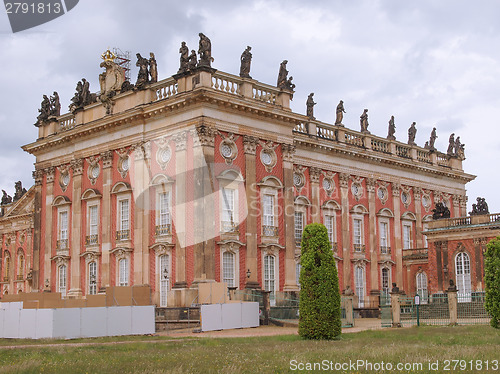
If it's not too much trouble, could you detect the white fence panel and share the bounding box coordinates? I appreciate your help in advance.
[131,306,155,335]
[108,306,132,336]
[201,304,222,331]
[19,309,37,339]
[221,303,242,330]
[81,307,107,338]
[53,308,81,339]
[241,302,259,328]
[35,309,53,339]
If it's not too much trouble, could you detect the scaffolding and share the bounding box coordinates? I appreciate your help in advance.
[112,48,131,81]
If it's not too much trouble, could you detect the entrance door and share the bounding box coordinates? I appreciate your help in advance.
[159,255,169,307]
[455,252,471,302]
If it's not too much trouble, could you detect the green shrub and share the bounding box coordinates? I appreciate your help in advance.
[485,236,500,328]
[298,223,341,339]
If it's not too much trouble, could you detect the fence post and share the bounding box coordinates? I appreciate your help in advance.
[390,283,401,327]
[260,290,271,325]
[446,284,458,326]
[345,295,354,327]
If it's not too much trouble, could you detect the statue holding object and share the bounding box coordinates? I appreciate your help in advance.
[447,133,455,155]
[387,116,396,140]
[135,53,150,89]
[306,93,316,120]
[428,127,437,151]
[408,122,417,145]
[360,109,369,133]
[178,42,189,73]
[239,46,252,78]
[198,33,214,68]
[149,52,158,83]
[335,100,346,125]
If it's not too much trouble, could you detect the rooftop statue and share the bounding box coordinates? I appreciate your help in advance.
[13,181,27,202]
[447,133,455,155]
[1,190,12,205]
[187,50,198,71]
[135,53,150,89]
[149,53,158,83]
[470,197,489,215]
[387,116,396,140]
[432,202,451,220]
[306,93,316,120]
[35,95,50,126]
[428,127,437,151]
[408,122,417,145]
[50,92,61,117]
[277,60,288,89]
[360,109,369,133]
[239,46,252,79]
[335,100,345,125]
[178,42,189,73]
[69,78,96,113]
[455,136,465,160]
[198,33,214,68]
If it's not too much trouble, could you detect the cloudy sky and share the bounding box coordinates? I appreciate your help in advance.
[0,0,499,212]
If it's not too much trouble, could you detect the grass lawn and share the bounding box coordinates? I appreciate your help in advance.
[0,325,498,373]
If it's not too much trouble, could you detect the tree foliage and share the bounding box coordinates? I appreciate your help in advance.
[298,223,341,339]
[485,236,500,328]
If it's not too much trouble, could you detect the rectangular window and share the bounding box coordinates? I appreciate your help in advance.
[355,266,365,308]
[58,265,67,297]
[325,215,335,248]
[59,210,68,240]
[222,251,235,287]
[88,262,97,295]
[263,194,274,227]
[89,205,98,237]
[403,224,412,249]
[296,263,301,287]
[119,258,129,286]
[119,199,130,231]
[379,221,390,253]
[158,192,171,227]
[353,218,362,245]
[294,211,303,245]
[264,255,275,305]
[221,188,236,232]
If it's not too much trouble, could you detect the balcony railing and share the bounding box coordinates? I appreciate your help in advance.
[116,229,130,241]
[380,246,391,255]
[353,244,366,253]
[263,225,278,237]
[221,221,238,234]
[56,239,68,250]
[85,234,99,246]
[155,224,172,236]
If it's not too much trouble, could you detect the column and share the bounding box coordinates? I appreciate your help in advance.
[132,143,150,285]
[43,167,55,291]
[283,144,298,291]
[243,136,259,289]
[452,194,461,218]
[459,195,467,217]
[69,159,83,297]
[392,182,403,288]
[309,167,320,223]
[367,178,378,293]
[414,187,423,248]
[100,151,113,290]
[142,144,151,285]
[32,169,43,291]
[339,173,351,291]
[173,131,188,288]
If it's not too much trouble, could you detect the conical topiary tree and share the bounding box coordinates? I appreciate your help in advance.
[298,223,341,339]
[485,236,500,328]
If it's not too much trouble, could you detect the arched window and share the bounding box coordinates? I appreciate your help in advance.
[159,254,169,307]
[355,266,365,308]
[416,272,428,304]
[88,262,97,295]
[18,252,24,280]
[58,264,67,296]
[222,251,235,288]
[118,258,129,286]
[455,252,471,302]
[4,256,10,281]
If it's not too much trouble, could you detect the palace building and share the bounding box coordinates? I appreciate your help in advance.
[1,37,492,308]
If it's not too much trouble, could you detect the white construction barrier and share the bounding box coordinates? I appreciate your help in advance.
[0,302,155,339]
[201,302,259,332]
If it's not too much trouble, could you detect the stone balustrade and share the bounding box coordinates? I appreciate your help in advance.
[152,78,178,101]
[59,114,76,132]
[211,72,241,95]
